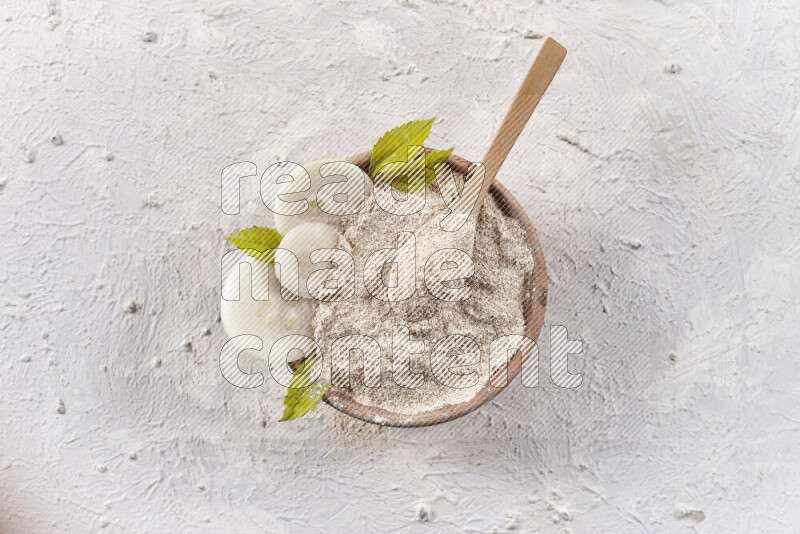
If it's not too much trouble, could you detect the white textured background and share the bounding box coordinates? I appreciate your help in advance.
[1,0,799,532]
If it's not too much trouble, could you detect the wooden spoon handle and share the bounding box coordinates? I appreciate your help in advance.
[473,37,566,210]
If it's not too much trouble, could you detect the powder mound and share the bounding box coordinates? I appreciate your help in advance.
[312,175,534,415]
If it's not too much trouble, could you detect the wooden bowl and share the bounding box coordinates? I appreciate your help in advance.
[322,150,548,427]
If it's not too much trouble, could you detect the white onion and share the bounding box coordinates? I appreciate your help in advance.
[275,222,341,299]
[220,257,314,355]
[272,159,341,235]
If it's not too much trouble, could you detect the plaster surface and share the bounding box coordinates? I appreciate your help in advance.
[1,0,798,532]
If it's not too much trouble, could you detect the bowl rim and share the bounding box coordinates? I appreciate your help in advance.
[321,150,548,427]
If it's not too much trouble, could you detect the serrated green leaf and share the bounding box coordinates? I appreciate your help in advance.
[421,146,455,189]
[224,226,282,264]
[374,145,455,193]
[369,118,436,176]
[425,146,454,167]
[374,145,426,192]
[279,356,330,421]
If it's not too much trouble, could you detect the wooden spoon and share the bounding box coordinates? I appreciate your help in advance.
[471,37,566,212]
[441,37,567,239]
[390,38,566,323]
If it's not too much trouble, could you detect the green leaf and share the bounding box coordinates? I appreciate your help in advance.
[224,226,282,264]
[279,356,330,422]
[369,118,436,176]
[374,145,455,193]
[374,145,426,192]
[421,146,455,189]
